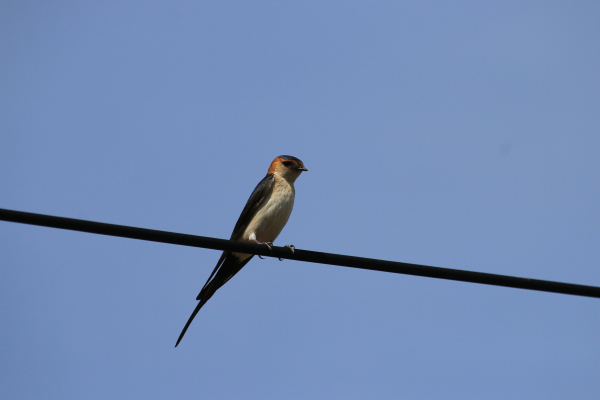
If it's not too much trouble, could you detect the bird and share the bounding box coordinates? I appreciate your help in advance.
[175,155,308,346]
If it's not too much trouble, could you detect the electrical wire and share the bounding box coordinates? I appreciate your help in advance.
[1,208,599,299]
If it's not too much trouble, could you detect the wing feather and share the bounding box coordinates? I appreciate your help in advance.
[230,173,275,240]
[175,173,275,347]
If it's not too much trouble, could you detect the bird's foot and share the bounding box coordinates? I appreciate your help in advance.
[251,239,273,259]
[279,244,295,261]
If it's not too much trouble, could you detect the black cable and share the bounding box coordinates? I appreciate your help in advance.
[1,207,599,299]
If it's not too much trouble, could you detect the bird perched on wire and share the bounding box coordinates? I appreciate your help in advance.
[175,155,308,346]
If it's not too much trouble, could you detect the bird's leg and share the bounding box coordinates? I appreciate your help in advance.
[279,244,295,261]
[251,239,273,259]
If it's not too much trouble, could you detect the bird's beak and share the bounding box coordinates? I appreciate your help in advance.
[298,167,308,171]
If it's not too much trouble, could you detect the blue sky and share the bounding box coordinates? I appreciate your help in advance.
[1,1,599,398]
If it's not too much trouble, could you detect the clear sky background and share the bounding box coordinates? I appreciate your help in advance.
[1,1,599,399]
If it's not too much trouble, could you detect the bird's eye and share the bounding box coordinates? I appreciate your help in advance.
[282,161,293,167]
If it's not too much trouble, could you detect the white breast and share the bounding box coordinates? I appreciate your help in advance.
[242,174,295,243]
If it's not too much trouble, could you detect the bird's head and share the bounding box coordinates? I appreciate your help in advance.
[268,155,307,182]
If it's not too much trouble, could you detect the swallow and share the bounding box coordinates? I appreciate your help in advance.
[175,155,308,346]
